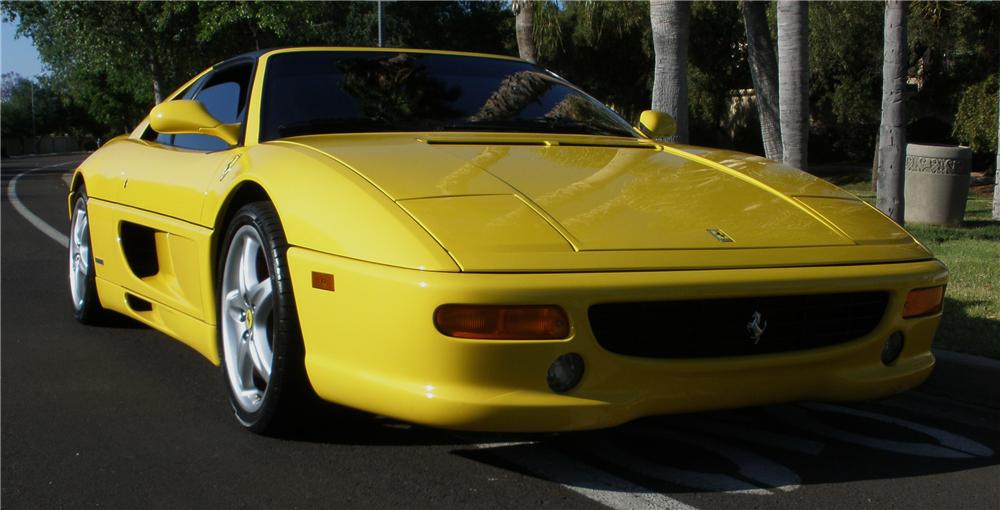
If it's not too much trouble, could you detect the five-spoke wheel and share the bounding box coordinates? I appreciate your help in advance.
[221,225,275,413]
[218,201,304,433]
[69,188,105,323]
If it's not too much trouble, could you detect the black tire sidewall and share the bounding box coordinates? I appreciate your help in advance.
[217,202,303,433]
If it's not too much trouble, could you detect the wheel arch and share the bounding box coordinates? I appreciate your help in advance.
[67,171,86,219]
[211,179,272,292]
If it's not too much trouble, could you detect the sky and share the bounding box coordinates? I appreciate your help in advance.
[2,19,45,78]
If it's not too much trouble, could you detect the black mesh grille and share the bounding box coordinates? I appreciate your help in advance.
[588,291,889,358]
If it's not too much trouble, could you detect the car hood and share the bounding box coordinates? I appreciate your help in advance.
[278,133,930,272]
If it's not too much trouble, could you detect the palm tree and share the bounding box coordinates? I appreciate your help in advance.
[512,0,537,63]
[994,93,999,220]
[777,0,808,170]
[650,0,691,143]
[876,0,908,224]
[741,0,782,161]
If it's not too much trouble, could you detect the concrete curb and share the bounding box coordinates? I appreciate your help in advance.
[918,349,1000,410]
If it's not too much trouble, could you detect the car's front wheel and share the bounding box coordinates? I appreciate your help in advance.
[69,188,105,324]
[218,202,305,433]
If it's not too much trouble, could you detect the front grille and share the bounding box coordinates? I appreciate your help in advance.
[588,291,889,359]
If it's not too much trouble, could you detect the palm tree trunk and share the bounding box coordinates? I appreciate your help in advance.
[993,92,999,220]
[876,0,908,224]
[777,0,808,170]
[513,0,537,63]
[650,0,691,144]
[741,0,782,161]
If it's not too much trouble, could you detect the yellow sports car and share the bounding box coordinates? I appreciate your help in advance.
[68,47,947,433]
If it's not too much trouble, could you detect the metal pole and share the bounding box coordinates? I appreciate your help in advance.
[30,80,36,137]
[377,0,384,47]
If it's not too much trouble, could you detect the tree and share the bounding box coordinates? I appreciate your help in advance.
[3,1,203,124]
[741,0,782,160]
[512,0,537,63]
[995,90,999,221]
[876,0,908,224]
[540,1,651,122]
[1,72,101,138]
[777,0,808,169]
[650,0,690,143]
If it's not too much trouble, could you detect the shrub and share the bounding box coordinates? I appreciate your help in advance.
[953,74,998,155]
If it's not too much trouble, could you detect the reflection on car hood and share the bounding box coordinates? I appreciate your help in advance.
[277,133,930,272]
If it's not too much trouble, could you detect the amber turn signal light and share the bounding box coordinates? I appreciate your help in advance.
[903,286,945,318]
[434,305,570,340]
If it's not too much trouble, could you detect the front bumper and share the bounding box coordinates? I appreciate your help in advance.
[287,247,947,432]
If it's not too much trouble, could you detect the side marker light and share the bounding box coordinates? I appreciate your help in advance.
[312,272,335,291]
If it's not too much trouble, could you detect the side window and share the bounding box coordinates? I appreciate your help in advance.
[173,63,252,151]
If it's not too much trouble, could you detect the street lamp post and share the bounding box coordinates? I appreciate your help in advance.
[377,0,385,48]
[30,79,36,138]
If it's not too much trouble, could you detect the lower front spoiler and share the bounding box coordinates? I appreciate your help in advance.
[287,247,946,432]
[304,347,936,433]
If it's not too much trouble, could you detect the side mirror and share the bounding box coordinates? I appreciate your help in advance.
[149,100,240,146]
[637,110,676,139]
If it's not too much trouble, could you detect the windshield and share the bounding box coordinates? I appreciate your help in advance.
[260,51,637,141]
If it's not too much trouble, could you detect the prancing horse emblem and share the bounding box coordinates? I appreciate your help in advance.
[746,311,767,344]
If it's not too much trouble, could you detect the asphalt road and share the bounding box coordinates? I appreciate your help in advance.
[3,153,999,509]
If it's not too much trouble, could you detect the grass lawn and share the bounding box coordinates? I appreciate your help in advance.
[821,167,1000,359]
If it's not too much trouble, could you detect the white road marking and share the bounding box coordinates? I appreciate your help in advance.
[769,403,994,459]
[877,394,1000,434]
[673,417,825,455]
[624,427,801,494]
[472,442,698,510]
[591,439,770,495]
[800,403,994,458]
[6,159,82,248]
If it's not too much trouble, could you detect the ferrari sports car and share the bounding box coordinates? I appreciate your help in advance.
[69,47,947,433]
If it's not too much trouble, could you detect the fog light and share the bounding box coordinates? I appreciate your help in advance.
[882,332,904,366]
[547,353,584,393]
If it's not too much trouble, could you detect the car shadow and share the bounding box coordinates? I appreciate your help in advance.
[94,311,148,329]
[266,400,484,447]
[271,386,999,497]
[451,398,1000,497]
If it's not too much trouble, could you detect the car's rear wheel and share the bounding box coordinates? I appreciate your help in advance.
[218,202,305,433]
[69,189,105,324]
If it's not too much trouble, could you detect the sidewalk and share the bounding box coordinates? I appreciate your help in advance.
[918,349,1000,410]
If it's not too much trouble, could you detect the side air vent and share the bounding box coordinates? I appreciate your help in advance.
[125,293,153,312]
[119,222,159,278]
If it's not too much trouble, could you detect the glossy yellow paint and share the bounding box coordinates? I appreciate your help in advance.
[129,68,212,140]
[149,99,240,146]
[278,132,931,271]
[638,110,676,138]
[290,246,945,431]
[69,47,948,431]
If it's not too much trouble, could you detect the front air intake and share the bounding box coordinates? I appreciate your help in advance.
[589,291,889,359]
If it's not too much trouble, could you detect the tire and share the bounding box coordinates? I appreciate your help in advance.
[217,201,306,434]
[69,188,106,324]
